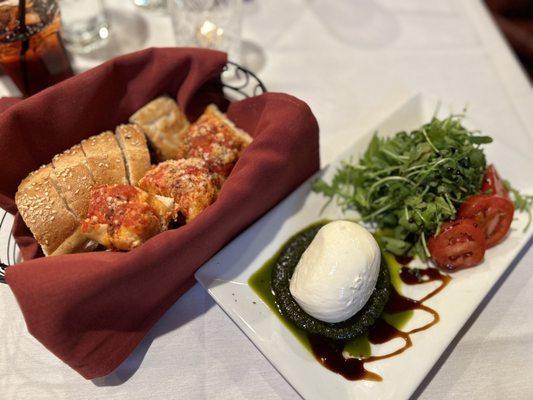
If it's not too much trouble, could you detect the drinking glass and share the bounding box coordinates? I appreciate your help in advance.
[132,0,167,9]
[169,0,242,61]
[58,0,109,53]
[0,0,73,96]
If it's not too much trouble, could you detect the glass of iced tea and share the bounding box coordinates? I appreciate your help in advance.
[0,0,73,97]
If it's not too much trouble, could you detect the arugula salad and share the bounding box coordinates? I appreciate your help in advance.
[313,114,532,270]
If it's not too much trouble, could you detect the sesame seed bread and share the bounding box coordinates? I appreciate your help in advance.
[115,124,151,185]
[51,144,95,220]
[15,164,80,256]
[81,131,128,186]
[13,100,249,257]
[129,96,189,161]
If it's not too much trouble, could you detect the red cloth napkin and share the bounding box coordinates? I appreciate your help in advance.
[0,48,320,379]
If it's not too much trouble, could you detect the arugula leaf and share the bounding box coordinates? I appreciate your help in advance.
[504,180,533,231]
[313,114,491,259]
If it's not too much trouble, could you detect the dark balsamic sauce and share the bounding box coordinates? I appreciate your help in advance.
[308,334,382,381]
[394,254,414,265]
[307,265,451,381]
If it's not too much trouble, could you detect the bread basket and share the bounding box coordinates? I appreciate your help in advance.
[0,60,267,283]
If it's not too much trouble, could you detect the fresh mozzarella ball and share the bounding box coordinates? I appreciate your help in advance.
[289,220,381,323]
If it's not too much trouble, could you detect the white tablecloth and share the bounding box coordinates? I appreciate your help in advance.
[1,1,532,399]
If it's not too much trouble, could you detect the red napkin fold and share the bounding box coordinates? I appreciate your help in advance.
[0,48,320,379]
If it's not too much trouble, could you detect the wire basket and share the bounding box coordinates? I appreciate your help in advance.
[0,62,267,283]
[221,61,267,99]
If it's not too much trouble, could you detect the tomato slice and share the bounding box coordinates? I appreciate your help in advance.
[481,165,509,198]
[428,219,486,271]
[458,194,514,247]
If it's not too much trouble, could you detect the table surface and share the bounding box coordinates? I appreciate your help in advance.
[1,0,532,399]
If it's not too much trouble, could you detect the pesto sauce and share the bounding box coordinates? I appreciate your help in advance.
[248,250,311,351]
[248,222,413,358]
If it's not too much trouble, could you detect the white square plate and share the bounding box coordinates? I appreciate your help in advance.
[195,93,533,400]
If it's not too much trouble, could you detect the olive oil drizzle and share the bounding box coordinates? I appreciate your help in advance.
[249,226,452,382]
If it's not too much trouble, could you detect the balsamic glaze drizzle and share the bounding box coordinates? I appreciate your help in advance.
[308,264,450,381]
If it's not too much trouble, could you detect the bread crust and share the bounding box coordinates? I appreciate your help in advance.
[81,131,128,186]
[115,124,151,185]
[51,227,98,256]
[204,104,253,146]
[129,96,189,161]
[15,164,79,255]
[51,144,95,219]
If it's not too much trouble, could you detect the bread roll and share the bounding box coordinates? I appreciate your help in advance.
[129,96,189,161]
[139,158,218,222]
[180,104,253,183]
[81,184,175,251]
[15,164,80,256]
[115,124,151,185]
[81,131,128,185]
[204,104,253,146]
[51,144,95,220]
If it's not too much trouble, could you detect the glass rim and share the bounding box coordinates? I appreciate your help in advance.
[0,0,59,43]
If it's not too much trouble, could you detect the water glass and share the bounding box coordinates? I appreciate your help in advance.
[169,0,242,61]
[0,0,73,96]
[58,0,109,53]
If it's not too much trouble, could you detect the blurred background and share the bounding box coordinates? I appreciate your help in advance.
[1,0,531,98]
[485,0,533,80]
